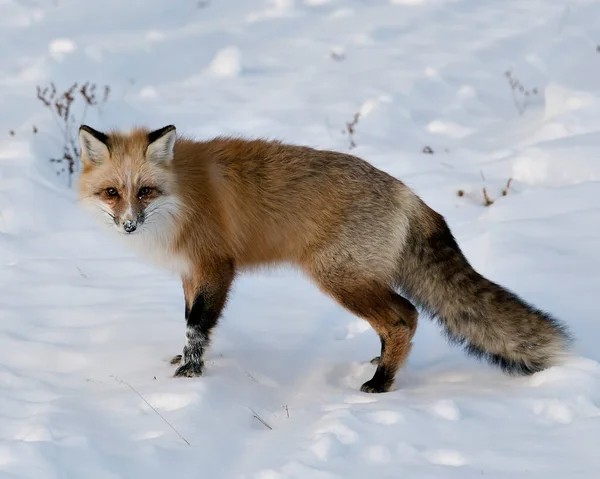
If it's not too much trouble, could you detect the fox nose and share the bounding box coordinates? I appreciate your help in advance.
[123,220,137,233]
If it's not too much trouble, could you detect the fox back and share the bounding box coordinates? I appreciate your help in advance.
[78,126,418,280]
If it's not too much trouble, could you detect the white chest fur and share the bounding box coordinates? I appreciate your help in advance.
[83,195,193,277]
[120,202,192,277]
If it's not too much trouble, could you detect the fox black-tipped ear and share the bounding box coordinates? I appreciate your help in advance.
[146,125,176,165]
[79,125,110,165]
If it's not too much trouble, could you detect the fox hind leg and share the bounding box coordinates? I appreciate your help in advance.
[359,291,418,393]
[311,272,418,392]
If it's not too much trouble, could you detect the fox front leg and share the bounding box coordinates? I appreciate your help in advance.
[172,259,235,377]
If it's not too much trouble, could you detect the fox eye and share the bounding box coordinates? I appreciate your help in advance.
[105,187,119,197]
[138,186,153,198]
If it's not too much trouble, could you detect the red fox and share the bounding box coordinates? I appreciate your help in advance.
[77,124,572,393]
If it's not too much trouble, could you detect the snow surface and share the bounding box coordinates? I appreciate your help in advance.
[1,0,600,477]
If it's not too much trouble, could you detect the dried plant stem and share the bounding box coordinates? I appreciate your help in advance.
[36,81,109,185]
[110,375,191,446]
[342,112,360,149]
[502,178,513,196]
[505,70,538,117]
[248,406,273,430]
[482,187,494,206]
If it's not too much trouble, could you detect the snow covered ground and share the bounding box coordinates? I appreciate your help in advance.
[1,0,600,477]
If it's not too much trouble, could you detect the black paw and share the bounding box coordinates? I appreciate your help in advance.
[360,377,393,393]
[369,356,381,365]
[170,354,182,366]
[173,360,204,378]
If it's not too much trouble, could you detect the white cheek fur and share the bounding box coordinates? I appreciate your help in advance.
[80,197,118,229]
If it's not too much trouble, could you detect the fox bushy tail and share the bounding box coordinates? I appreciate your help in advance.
[397,209,572,375]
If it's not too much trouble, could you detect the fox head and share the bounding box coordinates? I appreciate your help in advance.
[77,124,181,237]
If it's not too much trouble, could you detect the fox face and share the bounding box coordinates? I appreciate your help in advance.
[77,125,181,237]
